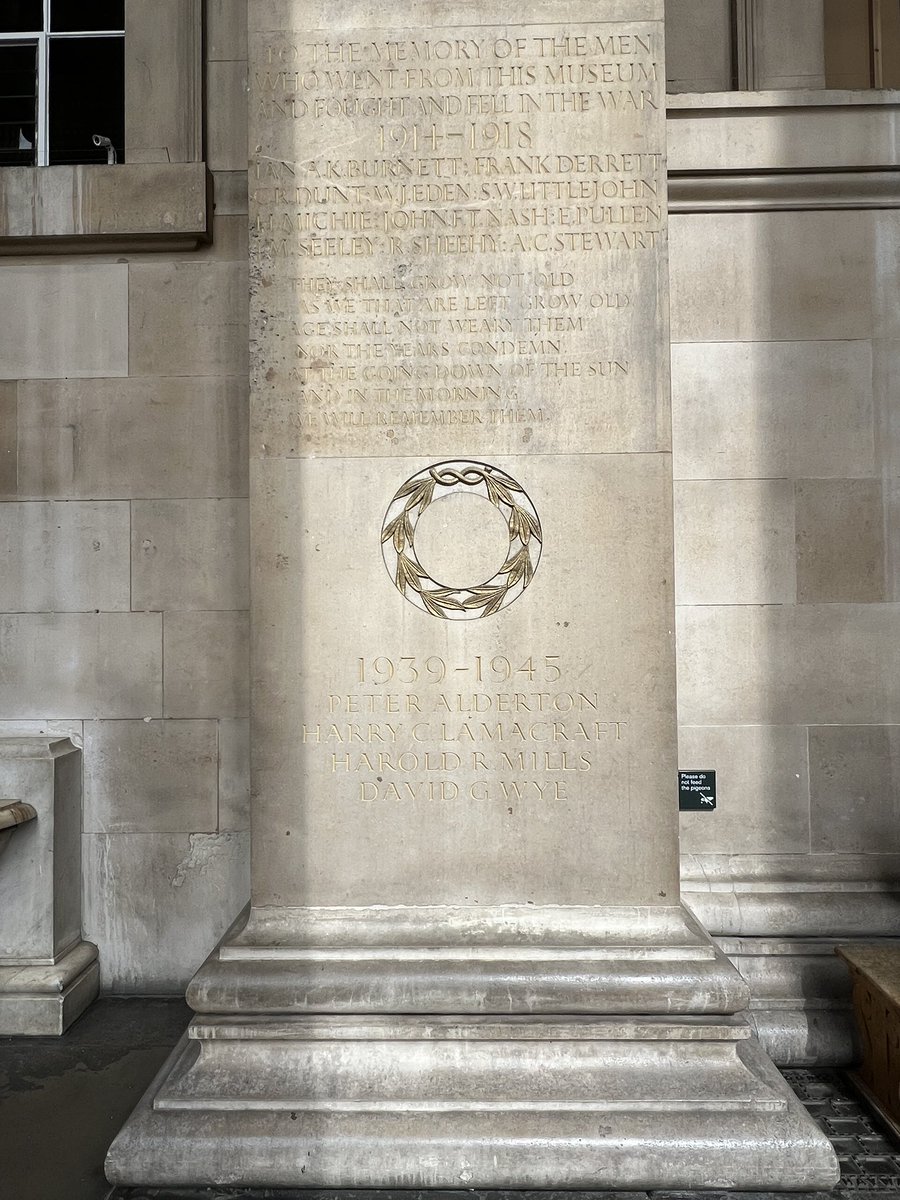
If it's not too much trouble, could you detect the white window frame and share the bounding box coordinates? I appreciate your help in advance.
[0,0,124,166]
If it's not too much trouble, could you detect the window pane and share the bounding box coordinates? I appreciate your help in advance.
[51,1,125,32]
[0,1,43,33]
[0,43,37,166]
[48,36,124,165]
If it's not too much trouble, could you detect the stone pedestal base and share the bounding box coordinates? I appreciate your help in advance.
[0,737,96,1035]
[0,940,99,1035]
[108,906,838,1190]
[715,936,900,1067]
[718,936,861,1066]
[107,1012,838,1190]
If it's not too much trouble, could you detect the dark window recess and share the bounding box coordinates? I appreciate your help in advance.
[48,36,124,165]
[0,43,37,166]
[0,2,42,35]
[51,1,125,33]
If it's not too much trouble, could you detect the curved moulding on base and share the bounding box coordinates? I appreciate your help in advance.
[106,1014,839,1190]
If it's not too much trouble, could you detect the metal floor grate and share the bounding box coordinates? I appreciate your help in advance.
[785,1068,900,1196]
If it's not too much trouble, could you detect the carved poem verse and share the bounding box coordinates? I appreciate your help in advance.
[251,23,664,454]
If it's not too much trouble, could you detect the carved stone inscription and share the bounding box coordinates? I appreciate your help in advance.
[311,655,627,805]
[251,23,666,456]
[249,8,676,905]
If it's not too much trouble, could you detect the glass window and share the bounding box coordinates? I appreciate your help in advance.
[0,2,124,165]
[50,2,124,33]
[0,43,37,165]
[48,36,123,164]
[0,2,42,35]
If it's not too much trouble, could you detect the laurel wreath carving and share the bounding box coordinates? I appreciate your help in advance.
[381,462,542,620]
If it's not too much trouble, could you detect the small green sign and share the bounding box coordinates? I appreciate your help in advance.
[679,770,716,811]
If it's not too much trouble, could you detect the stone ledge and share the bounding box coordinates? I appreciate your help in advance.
[668,88,900,109]
[669,168,900,212]
[668,95,900,174]
[684,883,900,937]
[0,163,211,254]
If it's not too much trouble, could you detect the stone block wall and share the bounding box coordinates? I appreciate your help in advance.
[0,0,251,992]
[670,204,900,909]
[0,2,897,993]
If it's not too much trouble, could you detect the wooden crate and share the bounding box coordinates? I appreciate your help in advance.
[837,944,900,1137]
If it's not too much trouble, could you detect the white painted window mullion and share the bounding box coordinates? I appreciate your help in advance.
[33,0,50,166]
[36,32,48,165]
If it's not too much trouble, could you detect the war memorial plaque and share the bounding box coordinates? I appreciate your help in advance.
[250,2,674,911]
[106,1,838,1188]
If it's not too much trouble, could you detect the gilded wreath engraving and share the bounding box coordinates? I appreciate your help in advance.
[381,460,542,620]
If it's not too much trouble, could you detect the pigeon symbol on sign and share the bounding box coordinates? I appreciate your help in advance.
[698,792,714,807]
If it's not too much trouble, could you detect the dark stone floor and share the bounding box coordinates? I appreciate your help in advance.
[0,997,191,1200]
[2,998,899,1200]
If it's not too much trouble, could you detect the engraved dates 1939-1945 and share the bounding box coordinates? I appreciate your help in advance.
[357,654,561,684]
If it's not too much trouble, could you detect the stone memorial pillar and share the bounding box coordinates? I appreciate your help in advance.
[108,0,838,1187]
